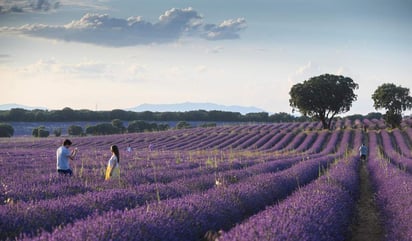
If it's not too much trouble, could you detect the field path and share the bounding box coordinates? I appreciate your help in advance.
[350,157,384,241]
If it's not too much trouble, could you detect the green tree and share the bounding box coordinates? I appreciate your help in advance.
[176,121,191,129]
[289,74,358,129]
[372,83,412,128]
[268,112,297,122]
[128,120,146,133]
[127,120,162,133]
[111,119,125,133]
[0,123,14,137]
[32,126,49,137]
[94,123,119,135]
[85,125,97,135]
[199,122,217,128]
[53,128,62,137]
[68,125,83,136]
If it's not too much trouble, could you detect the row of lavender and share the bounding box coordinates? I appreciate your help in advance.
[16,128,354,240]
[0,124,352,240]
[0,123,344,205]
[0,153,297,239]
[368,131,412,240]
[1,119,412,240]
[21,147,350,240]
[3,117,410,152]
[0,128,349,239]
[216,126,412,241]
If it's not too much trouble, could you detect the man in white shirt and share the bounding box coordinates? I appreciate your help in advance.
[56,139,78,176]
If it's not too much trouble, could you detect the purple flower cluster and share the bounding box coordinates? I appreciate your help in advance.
[379,129,412,173]
[219,141,360,241]
[25,155,337,241]
[3,120,408,241]
[367,131,412,241]
[1,150,314,240]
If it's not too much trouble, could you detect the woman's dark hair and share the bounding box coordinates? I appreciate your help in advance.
[63,139,72,146]
[111,145,120,163]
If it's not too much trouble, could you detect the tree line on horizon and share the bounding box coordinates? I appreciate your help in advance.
[0,108,310,123]
[1,73,411,134]
[0,107,384,124]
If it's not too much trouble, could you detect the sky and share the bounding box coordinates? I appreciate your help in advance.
[0,0,411,116]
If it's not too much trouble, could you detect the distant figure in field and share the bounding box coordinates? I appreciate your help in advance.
[148,143,154,151]
[56,139,78,176]
[126,144,132,153]
[105,145,120,180]
[359,143,368,161]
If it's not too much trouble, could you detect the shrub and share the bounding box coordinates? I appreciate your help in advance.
[32,126,49,137]
[53,128,62,137]
[128,120,151,133]
[176,121,191,129]
[0,123,14,137]
[111,119,125,133]
[200,122,216,128]
[68,125,83,136]
[85,125,96,135]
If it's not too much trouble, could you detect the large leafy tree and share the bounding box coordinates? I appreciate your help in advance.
[372,83,412,128]
[289,74,358,129]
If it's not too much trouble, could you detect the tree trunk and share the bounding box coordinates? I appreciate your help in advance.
[320,117,328,129]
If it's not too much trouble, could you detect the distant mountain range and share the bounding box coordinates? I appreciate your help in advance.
[1,102,267,114]
[127,102,267,114]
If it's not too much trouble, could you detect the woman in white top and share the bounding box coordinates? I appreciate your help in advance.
[105,145,120,180]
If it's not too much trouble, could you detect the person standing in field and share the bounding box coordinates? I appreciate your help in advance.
[359,143,368,161]
[56,139,78,176]
[105,145,120,180]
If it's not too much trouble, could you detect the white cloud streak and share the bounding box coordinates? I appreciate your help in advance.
[0,7,247,46]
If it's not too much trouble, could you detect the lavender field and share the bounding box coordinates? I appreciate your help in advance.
[1,118,412,241]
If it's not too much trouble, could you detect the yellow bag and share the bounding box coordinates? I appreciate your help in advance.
[105,165,112,180]
[105,165,120,180]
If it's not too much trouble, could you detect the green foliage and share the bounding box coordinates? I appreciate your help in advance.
[127,120,169,133]
[0,107,311,123]
[199,122,217,128]
[289,73,358,129]
[0,123,14,137]
[157,123,170,131]
[111,119,125,133]
[372,83,412,128]
[53,128,62,137]
[365,112,383,120]
[85,125,96,135]
[68,125,83,136]
[38,128,49,137]
[383,112,403,129]
[128,120,150,133]
[32,126,49,137]
[244,112,269,122]
[176,121,191,129]
[268,112,305,122]
[87,123,119,135]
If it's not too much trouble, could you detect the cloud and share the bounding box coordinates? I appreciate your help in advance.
[205,46,224,54]
[0,0,60,13]
[203,18,246,40]
[0,7,247,46]
[287,61,322,88]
